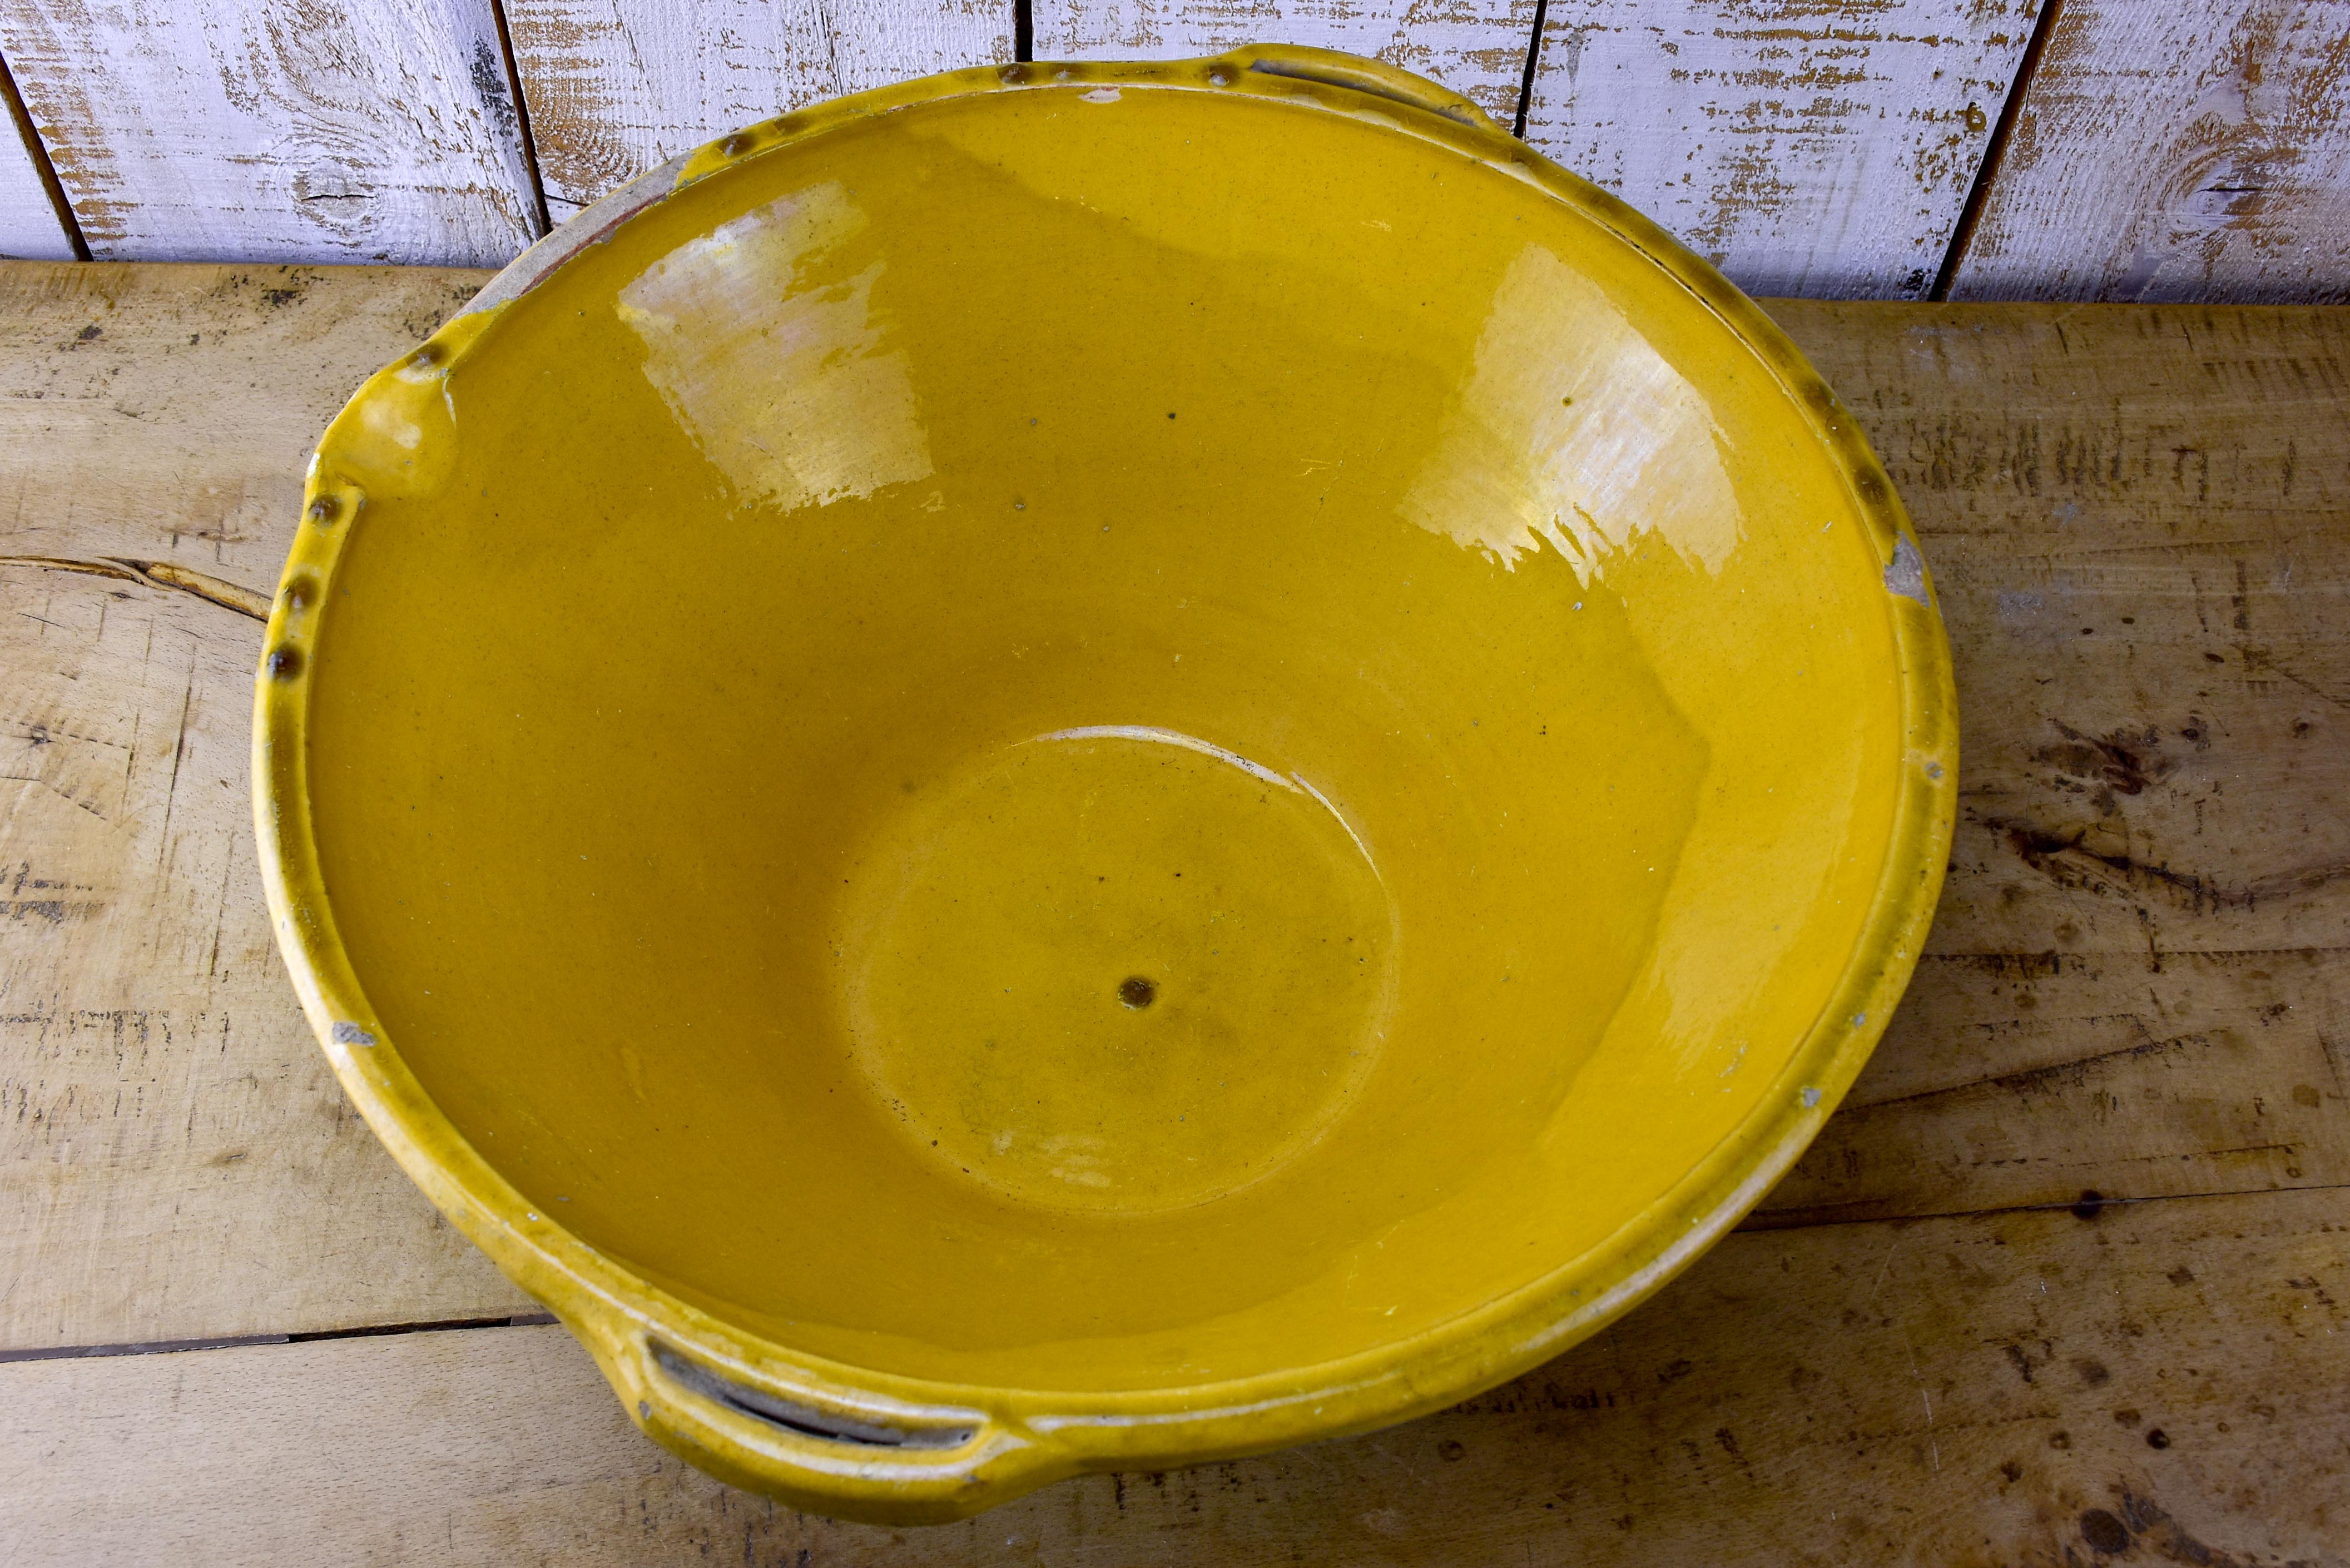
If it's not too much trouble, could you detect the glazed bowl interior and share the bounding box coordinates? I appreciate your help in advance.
[302,80,1910,1393]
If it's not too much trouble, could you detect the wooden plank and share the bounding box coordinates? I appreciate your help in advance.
[4,1186,2342,1565]
[505,0,1017,222]
[0,264,532,1352]
[1763,947,2350,1225]
[1523,1,2041,300]
[0,563,537,1349]
[3,263,2347,1350]
[1030,0,1540,133]
[1756,300,2350,1222]
[1950,1,2350,304]
[0,262,492,584]
[0,0,540,264]
[0,62,72,260]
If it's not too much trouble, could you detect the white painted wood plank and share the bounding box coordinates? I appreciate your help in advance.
[1525,0,2041,300]
[0,0,539,265]
[1032,0,1539,132]
[507,0,1016,220]
[1951,0,2350,304]
[0,83,71,260]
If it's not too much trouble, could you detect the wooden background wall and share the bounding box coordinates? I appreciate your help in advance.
[0,0,2345,300]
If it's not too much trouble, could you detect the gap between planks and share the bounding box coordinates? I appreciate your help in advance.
[0,40,85,260]
[7,1180,2342,1366]
[0,1312,560,1365]
[1929,0,2067,301]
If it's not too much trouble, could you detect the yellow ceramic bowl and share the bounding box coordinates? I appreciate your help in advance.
[254,47,1955,1524]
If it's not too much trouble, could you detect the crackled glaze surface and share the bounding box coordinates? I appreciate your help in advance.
[254,49,1954,1522]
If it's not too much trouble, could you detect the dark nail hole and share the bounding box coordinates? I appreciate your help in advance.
[2146,1428,2170,1449]
[2080,1509,2129,1554]
[266,647,302,679]
[2070,1189,2104,1220]
[1118,976,1157,1009]
[307,495,339,525]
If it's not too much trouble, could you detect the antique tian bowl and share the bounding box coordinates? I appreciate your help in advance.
[253,47,1956,1524]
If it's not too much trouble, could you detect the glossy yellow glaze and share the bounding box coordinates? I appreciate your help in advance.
[254,47,1956,1523]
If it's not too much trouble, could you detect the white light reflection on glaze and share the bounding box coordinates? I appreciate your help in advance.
[617,182,931,512]
[1029,726,1383,876]
[1031,725,1298,792]
[1401,244,1742,583]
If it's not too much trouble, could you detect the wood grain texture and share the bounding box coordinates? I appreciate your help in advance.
[1031,0,1540,132]
[0,565,538,1349]
[0,0,540,264]
[0,264,532,1352]
[0,262,491,584]
[1759,299,2350,1224]
[1951,0,2350,304]
[4,1187,2343,1566]
[0,263,2344,1371]
[0,75,71,260]
[505,0,1015,220]
[1523,1,2039,300]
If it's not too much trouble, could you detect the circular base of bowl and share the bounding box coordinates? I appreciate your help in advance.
[837,726,1397,1214]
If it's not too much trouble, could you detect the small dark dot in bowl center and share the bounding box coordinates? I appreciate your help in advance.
[1118,976,1157,1009]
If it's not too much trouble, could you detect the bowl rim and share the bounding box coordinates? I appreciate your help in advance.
[251,44,1959,1522]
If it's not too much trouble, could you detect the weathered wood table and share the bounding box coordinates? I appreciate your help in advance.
[1,262,2343,1565]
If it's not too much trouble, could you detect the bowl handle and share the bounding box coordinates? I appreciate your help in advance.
[1218,44,1507,136]
[593,1324,1063,1524]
